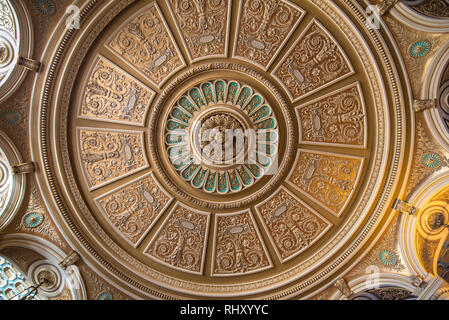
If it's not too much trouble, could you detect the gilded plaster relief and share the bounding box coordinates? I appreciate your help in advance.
[79,56,154,126]
[287,150,363,216]
[213,210,272,275]
[405,120,448,198]
[384,16,448,97]
[295,82,366,147]
[273,20,353,102]
[15,184,66,249]
[145,203,210,274]
[167,0,231,61]
[77,129,148,189]
[16,0,420,300]
[256,187,331,262]
[233,0,304,69]
[347,215,407,278]
[107,2,185,87]
[95,173,173,247]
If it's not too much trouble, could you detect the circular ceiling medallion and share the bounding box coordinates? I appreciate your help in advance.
[33,0,409,299]
[163,79,279,195]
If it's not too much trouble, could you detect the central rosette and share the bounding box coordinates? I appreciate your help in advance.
[164,79,279,194]
[199,113,246,163]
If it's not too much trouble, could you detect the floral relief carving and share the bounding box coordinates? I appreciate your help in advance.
[16,184,66,248]
[384,17,443,97]
[78,129,147,189]
[348,215,406,278]
[146,204,210,274]
[214,210,272,275]
[287,150,363,216]
[79,56,154,125]
[95,173,172,246]
[405,121,447,197]
[256,188,331,262]
[234,0,304,69]
[168,0,230,61]
[296,83,366,147]
[274,20,352,102]
[107,3,184,87]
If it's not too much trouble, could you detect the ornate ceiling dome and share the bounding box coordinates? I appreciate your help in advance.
[31,0,410,299]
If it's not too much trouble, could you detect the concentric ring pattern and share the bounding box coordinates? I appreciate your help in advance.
[40,0,407,299]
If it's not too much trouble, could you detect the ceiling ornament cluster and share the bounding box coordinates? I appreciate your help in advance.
[32,0,409,299]
[164,79,279,194]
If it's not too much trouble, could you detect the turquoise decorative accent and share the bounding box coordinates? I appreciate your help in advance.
[204,171,217,192]
[409,40,431,58]
[171,107,191,123]
[244,95,263,114]
[179,96,197,114]
[228,171,242,192]
[181,163,200,180]
[1,110,21,124]
[215,81,225,102]
[226,81,240,104]
[189,88,205,108]
[251,105,271,122]
[23,212,44,228]
[378,249,396,266]
[96,291,113,300]
[217,172,229,194]
[201,82,215,104]
[422,152,442,168]
[167,120,187,131]
[256,118,276,129]
[165,79,278,194]
[237,166,254,186]
[192,169,208,188]
[236,87,252,107]
[245,164,263,178]
[35,0,55,15]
